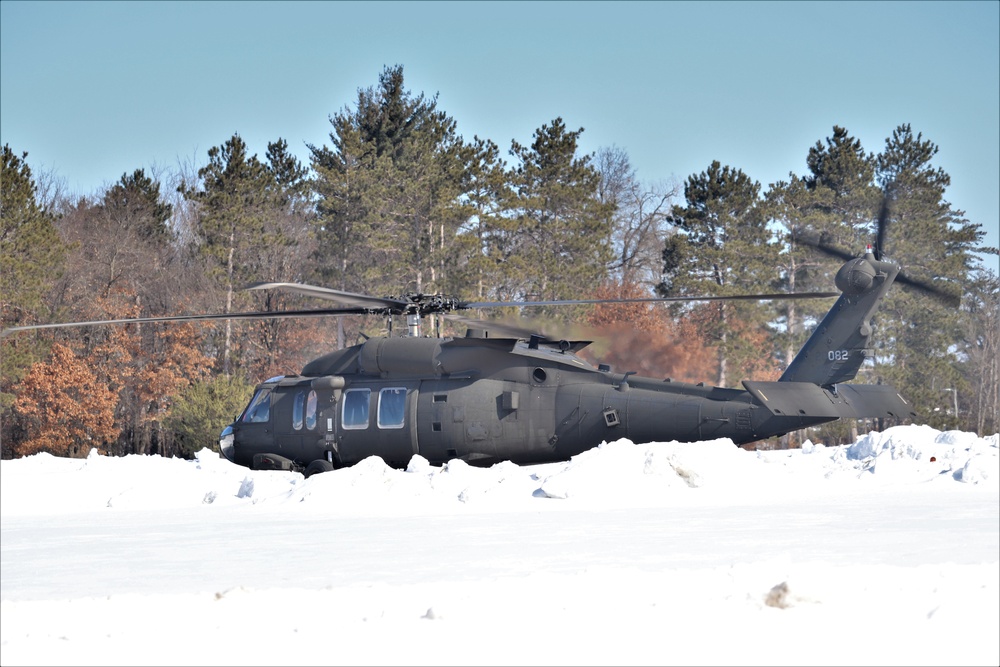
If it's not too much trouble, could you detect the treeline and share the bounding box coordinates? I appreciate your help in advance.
[2,65,997,459]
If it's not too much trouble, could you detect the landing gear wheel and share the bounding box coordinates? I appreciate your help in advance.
[303,459,334,478]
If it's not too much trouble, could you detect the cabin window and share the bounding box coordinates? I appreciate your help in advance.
[342,388,370,430]
[292,390,305,430]
[377,387,406,429]
[242,388,271,423]
[305,390,318,430]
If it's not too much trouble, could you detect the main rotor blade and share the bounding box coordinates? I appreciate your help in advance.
[245,282,409,312]
[0,308,372,338]
[461,291,839,310]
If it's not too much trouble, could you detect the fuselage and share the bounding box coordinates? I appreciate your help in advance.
[220,334,831,470]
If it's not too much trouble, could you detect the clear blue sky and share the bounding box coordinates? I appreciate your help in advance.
[2,0,998,268]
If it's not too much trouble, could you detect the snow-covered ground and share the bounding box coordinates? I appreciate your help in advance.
[2,424,997,666]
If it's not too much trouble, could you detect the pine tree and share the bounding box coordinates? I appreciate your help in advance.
[249,139,320,378]
[450,136,512,306]
[309,65,469,341]
[183,133,309,375]
[871,124,985,428]
[804,126,882,244]
[660,161,780,386]
[0,146,68,322]
[1,146,70,445]
[504,118,614,323]
[164,373,255,458]
[764,175,832,369]
[101,169,174,243]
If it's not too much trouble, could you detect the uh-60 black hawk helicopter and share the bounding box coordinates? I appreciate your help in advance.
[5,208,953,477]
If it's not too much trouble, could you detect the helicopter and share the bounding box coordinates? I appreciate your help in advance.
[216,246,924,476]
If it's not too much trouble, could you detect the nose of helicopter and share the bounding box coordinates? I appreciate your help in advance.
[219,424,236,462]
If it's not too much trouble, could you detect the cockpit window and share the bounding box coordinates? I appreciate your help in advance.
[242,388,271,423]
[377,387,406,429]
[292,390,305,430]
[305,390,317,430]
[342,388,370,430]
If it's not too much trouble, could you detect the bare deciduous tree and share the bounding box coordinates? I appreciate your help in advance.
[595,145,680,289]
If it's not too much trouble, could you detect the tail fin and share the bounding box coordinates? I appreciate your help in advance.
[780,249,898,387]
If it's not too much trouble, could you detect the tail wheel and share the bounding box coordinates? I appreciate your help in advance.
[303,459,334,478]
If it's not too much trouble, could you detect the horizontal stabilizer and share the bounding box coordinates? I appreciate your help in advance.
[743,381,916,420]
[832,384,917,419]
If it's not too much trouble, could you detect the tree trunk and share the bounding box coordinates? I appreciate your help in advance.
[224,236,235,376]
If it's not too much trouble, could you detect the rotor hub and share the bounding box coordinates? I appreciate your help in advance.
[835,257,877,295]
[394,293,462,316]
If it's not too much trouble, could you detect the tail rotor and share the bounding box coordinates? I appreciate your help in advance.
[798,186,959,307]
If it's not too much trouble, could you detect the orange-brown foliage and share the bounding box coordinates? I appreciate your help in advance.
[728,322,782,382]
[12,343,118,457]
[657,301,782,384]
[581,281,718,383]
[89,293,140,392]
[36,289,215,455]
[134,322,214,423]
